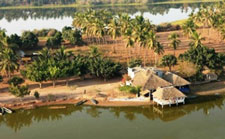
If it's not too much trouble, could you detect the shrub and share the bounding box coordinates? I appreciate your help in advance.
[46,32,62,48]
[156,23,181,32]
[34,91,40,99]
[8,76,25,86]
[177,61,198,78]
[88,57,122,81]
[9,84,30,97]
[128,58,142,68]
[119,85,141,94]
[0,75,3,82]
[47,29,57,37]
[62,26,83,45]
[21,31,39,49]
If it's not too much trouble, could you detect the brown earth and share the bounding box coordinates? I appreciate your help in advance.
[1,29,225,109]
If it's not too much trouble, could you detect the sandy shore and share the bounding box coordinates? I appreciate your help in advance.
[1,78,225,110]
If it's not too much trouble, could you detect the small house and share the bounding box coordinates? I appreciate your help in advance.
[153,86,186,108]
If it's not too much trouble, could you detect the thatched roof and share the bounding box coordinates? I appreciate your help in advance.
[163,72,190,86]
[132,70,172,90]
[153,87,186,100]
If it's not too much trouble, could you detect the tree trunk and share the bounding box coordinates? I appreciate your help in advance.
[154,53,157,67]
[169,66,172,72]
[66,79,69,86]
[144,48,147,67]
[8,72,11,79]
[39,82,42,89]
[53,80,56,88]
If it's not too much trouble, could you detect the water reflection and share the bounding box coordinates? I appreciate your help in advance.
[0,3,207,22]
[0,95,224,132]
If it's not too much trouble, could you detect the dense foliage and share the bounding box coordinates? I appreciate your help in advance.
[128,58,142,68]
[179,46,225,72]
[21,31,39,49]
[9,84,30,97]
[22,46,122,88]
[62,26,83,45]
[8,76,25,86]
[161,54,177,71]
[46,31,63,48]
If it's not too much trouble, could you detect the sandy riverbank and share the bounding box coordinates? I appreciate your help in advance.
[1,78,225,110]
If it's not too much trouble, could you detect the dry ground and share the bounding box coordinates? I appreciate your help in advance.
[1,29,225,108]
[61,28,225,65]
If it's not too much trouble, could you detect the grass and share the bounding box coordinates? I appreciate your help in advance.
[0,0,221,10]
[170,19,187,25]
[119,85,141,94]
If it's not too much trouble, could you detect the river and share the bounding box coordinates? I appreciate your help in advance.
[0,2,215,35]
[0,95,224,139]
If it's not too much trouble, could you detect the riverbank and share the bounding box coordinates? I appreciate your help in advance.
[0,0,220,10]
[1,78,225,110]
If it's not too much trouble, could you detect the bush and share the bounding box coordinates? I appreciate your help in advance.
[8,34,22,48]
[8,76,25,86]
[9,84,30,97]
[156,23,181,32]
[21,31,39,49]
[46,32,62,48]
[128,58,142,68]
[177,61,198,78]
[0,75,3,82]
[89,57,122,81]
[34,91,40,99]
[62,26,83,45]
[47,29,57,37]
[119,85,141,94]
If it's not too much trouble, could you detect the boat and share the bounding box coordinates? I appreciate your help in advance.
[90,99,98,105]
[0,107,5,116]
[75,100,87,106]
[3,107,13,114]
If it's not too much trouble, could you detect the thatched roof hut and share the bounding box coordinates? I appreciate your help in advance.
[163,72,190,87]
[153,87,186,100]
[132,70,172,90]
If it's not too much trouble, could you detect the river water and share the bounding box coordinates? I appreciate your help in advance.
[0,2,214,35]
[0,95,224,139]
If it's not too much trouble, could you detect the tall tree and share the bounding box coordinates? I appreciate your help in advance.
[0,48,19,78]
[168,33,181,56]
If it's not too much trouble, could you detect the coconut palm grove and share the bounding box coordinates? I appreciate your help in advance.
[1,1,225,139]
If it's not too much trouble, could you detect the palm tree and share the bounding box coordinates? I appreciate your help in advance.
[182,18,198,38]
[153,41,164,67]
[145,31,157,66]
[0,48,19,78]
[54,46,73,61]
[108,18,121,53]
[189,31,205,48]
[38,47,52,61]
[124,28,135,62]
[168,33,181,56]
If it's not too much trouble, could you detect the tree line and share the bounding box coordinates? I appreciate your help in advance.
[0,0,169,7]
[1,1,225,97]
